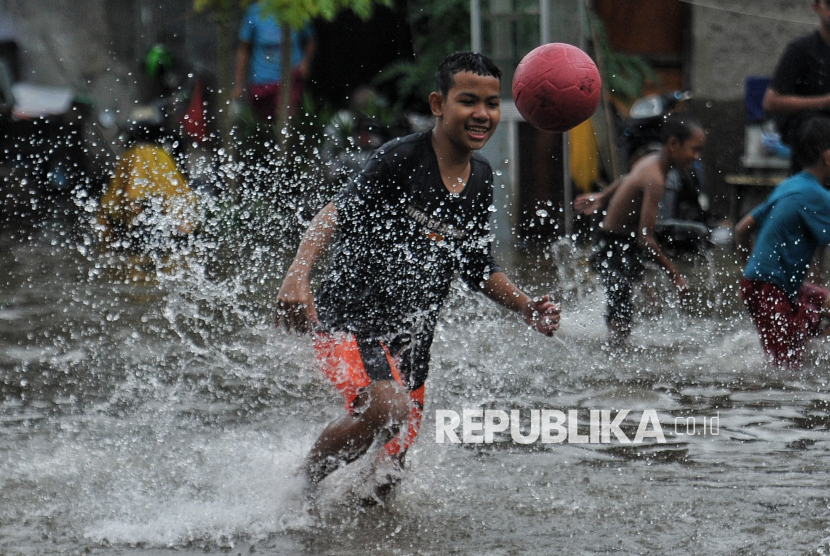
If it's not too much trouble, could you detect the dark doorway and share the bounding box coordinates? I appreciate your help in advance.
[308,1,413,110]
[593,0,689,92]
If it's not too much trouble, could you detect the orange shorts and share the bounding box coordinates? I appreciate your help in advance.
[312,331,425,457]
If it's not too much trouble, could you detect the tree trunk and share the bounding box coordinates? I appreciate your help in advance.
[215,2,238,194]
[216,10,232,142]
[277,22,293,147]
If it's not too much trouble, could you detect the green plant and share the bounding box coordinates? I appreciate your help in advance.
[375,0,470,112]
[585,10,659,105]
[194,0,393,138]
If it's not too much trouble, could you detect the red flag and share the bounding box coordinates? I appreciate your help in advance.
[180,78,206,142]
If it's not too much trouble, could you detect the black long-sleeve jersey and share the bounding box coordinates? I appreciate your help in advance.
[315,131,501,390]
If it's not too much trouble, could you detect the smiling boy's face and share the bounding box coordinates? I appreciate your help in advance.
[430,71,501,154]
[815,0,830,29]
[668,126,706,171]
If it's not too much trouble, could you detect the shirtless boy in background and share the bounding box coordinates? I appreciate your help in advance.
[575,114,705,344]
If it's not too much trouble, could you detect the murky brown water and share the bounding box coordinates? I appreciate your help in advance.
[2,209,830,556]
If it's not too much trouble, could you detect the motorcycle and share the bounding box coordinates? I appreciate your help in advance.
[0,40,96,223]
[114,45,221,196]
[621,90,712,253]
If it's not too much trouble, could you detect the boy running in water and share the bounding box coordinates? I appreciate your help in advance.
[574,114,704,344]
[275,52,560,499]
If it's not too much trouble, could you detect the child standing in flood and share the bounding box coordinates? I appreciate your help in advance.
[574,114,705,344]
[735,116,830,368]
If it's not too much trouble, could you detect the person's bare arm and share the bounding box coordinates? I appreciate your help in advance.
[574,175,624,215]
[275,202,339,333]
[637,179,688,295]
[296,37,317,79]
[734,213,757,267]
[481,272,560,336]
[762,88,830,114]
[232,42,250,100]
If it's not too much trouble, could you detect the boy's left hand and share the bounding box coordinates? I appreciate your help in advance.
[573,193,602,215]
[522,295,561,336]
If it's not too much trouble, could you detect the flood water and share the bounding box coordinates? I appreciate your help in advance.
[2,204,830,556]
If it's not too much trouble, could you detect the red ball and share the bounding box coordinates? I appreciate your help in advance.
[512,43,602,133]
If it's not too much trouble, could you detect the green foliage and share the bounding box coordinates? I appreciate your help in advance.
[375,0,470,111]
[585,11,659,105]
[376,1,656,110]
[194,0,251,21]
[194,0,392,145]
[259,0,392,28]
[195,0,391,28]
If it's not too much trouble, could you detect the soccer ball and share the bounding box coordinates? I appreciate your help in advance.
[512,43,602,133]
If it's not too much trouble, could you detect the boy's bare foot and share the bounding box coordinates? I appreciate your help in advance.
[355,452,406,507]
[289,466,320,515]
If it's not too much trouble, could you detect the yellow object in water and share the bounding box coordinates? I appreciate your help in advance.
[569,119,601,195]
[98,143,198,241]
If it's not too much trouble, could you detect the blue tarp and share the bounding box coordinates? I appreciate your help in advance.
[745,76,771,123]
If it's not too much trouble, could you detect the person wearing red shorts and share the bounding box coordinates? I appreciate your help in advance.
[231,2,316,122]
[274,52,560,501]
[735,116,830,368]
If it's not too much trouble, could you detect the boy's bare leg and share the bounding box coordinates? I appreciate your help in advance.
[607,321,631,347]
[303,380,409,488]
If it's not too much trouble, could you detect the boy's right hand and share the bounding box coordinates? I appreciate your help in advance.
[522,295,561,337]
[275,265,318,334]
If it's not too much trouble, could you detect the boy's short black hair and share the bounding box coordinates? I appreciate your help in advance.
[436,51,501,97]
[660,113,703,145]
[795,116,830,166]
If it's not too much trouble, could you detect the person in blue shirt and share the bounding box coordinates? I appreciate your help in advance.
[735,116,830,367]
[232,2,316,122]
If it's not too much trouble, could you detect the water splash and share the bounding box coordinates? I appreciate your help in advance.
[3,134,830,553]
